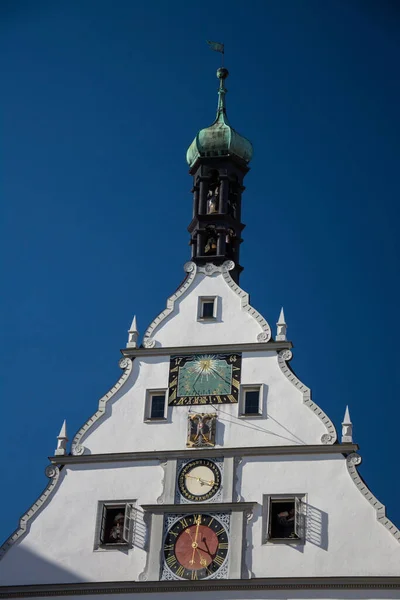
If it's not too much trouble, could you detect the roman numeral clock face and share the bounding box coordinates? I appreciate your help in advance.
[163,514,229,580]
[168,353,242,405]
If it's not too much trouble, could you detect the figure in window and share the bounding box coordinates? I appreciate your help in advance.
[204,229,217,255]
[108,512,125,543]
[276,507,296,538]
[207,186,219,214]
[225,228,236,258]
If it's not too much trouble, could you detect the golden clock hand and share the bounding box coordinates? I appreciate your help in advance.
[189,516,202,566]
[184,474,215,486]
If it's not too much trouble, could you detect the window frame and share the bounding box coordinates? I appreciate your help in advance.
[197,296,217,321]
[144,389,168,422]
[94,500,136,551]
[262,494,306,545]
[239,384,263,418]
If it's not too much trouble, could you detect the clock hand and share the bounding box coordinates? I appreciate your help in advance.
[198,536,217,559]
[184,474,215,486]
[189,515,202,566]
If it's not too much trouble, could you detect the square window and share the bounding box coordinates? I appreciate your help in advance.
[94,501,135,550]
[150,394,166,419]
[244,390,260,414]
[145,390,167,421]
[198,297,217,320]
[263,495,305,544]
[202,301,215,319]
[239,385,262,417]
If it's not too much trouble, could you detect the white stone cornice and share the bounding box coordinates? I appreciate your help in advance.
[2,576,400,596]
[0,465,60,561]
[70,357,133,456]
[278,349,337,444]
[346,453,400,543]
[49,443,358,466]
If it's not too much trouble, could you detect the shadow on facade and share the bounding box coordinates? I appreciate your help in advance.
[0,545,83,586]
[306,502,329,551]
[133,507,147,550]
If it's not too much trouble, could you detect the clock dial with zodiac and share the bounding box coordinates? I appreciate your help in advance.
[168,353,242,405]
[163,513,229,580]
[178,459,221,502]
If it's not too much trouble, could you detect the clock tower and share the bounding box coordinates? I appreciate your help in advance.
[0,65,400,600]
[186,67,252,283]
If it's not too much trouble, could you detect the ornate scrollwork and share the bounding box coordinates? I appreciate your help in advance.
[184,261,196,273]
[118,357,131,370]
[71,355,133,455]
[345,452,400,542]
[72,443,85,456]
[143,338,156,349]
[197,261,236,276]
[347,452,362,467]
[222,260,235,271]
[205,263,216,275]
[45,465,59,479]
[257,332,268,342]
[280,349,293,362]
[0,463,62,560]
[277,349,337,444]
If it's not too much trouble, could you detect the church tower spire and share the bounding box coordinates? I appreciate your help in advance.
[186,67,253,282]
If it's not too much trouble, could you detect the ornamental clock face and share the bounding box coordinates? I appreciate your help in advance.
[178,459,221,502]
[163,514,229,580]
[168,353,242,406]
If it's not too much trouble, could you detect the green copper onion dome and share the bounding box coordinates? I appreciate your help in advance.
[186,68,253,167]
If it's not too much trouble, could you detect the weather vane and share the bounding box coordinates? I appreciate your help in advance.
[206,39,224,66]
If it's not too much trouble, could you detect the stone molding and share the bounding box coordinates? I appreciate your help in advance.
[0,465,60,561]
[346,453,400,543]
[219,262,271,342]
[49,443,358,466]
[121,340,292,358]
[142,262,197,348]
[141,261,271,348]
[70,357,133,456]
[278,350,337,444]
[142,501,256,514]
[1,576,400,597]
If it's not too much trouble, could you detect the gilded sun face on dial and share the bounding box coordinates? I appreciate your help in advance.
[163,514,229,580]
[168,353,242,406]
[178,459,221,502]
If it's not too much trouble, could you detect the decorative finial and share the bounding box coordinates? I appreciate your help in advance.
[341,406,353,443]
[276,307,287,341]
[55,420,68,456]
[215,67,229,122]
[127,315,139,348]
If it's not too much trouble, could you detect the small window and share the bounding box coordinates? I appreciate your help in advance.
[264,495,305,543]
[198,297,217,320]
[240,385,262,417]
[95,502,135,550]
[145,390,167,421]
[150,394,166,419]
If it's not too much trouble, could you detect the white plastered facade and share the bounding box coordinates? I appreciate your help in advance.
[0,262,399,596]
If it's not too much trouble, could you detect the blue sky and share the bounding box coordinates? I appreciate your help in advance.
[1,0,399,544]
